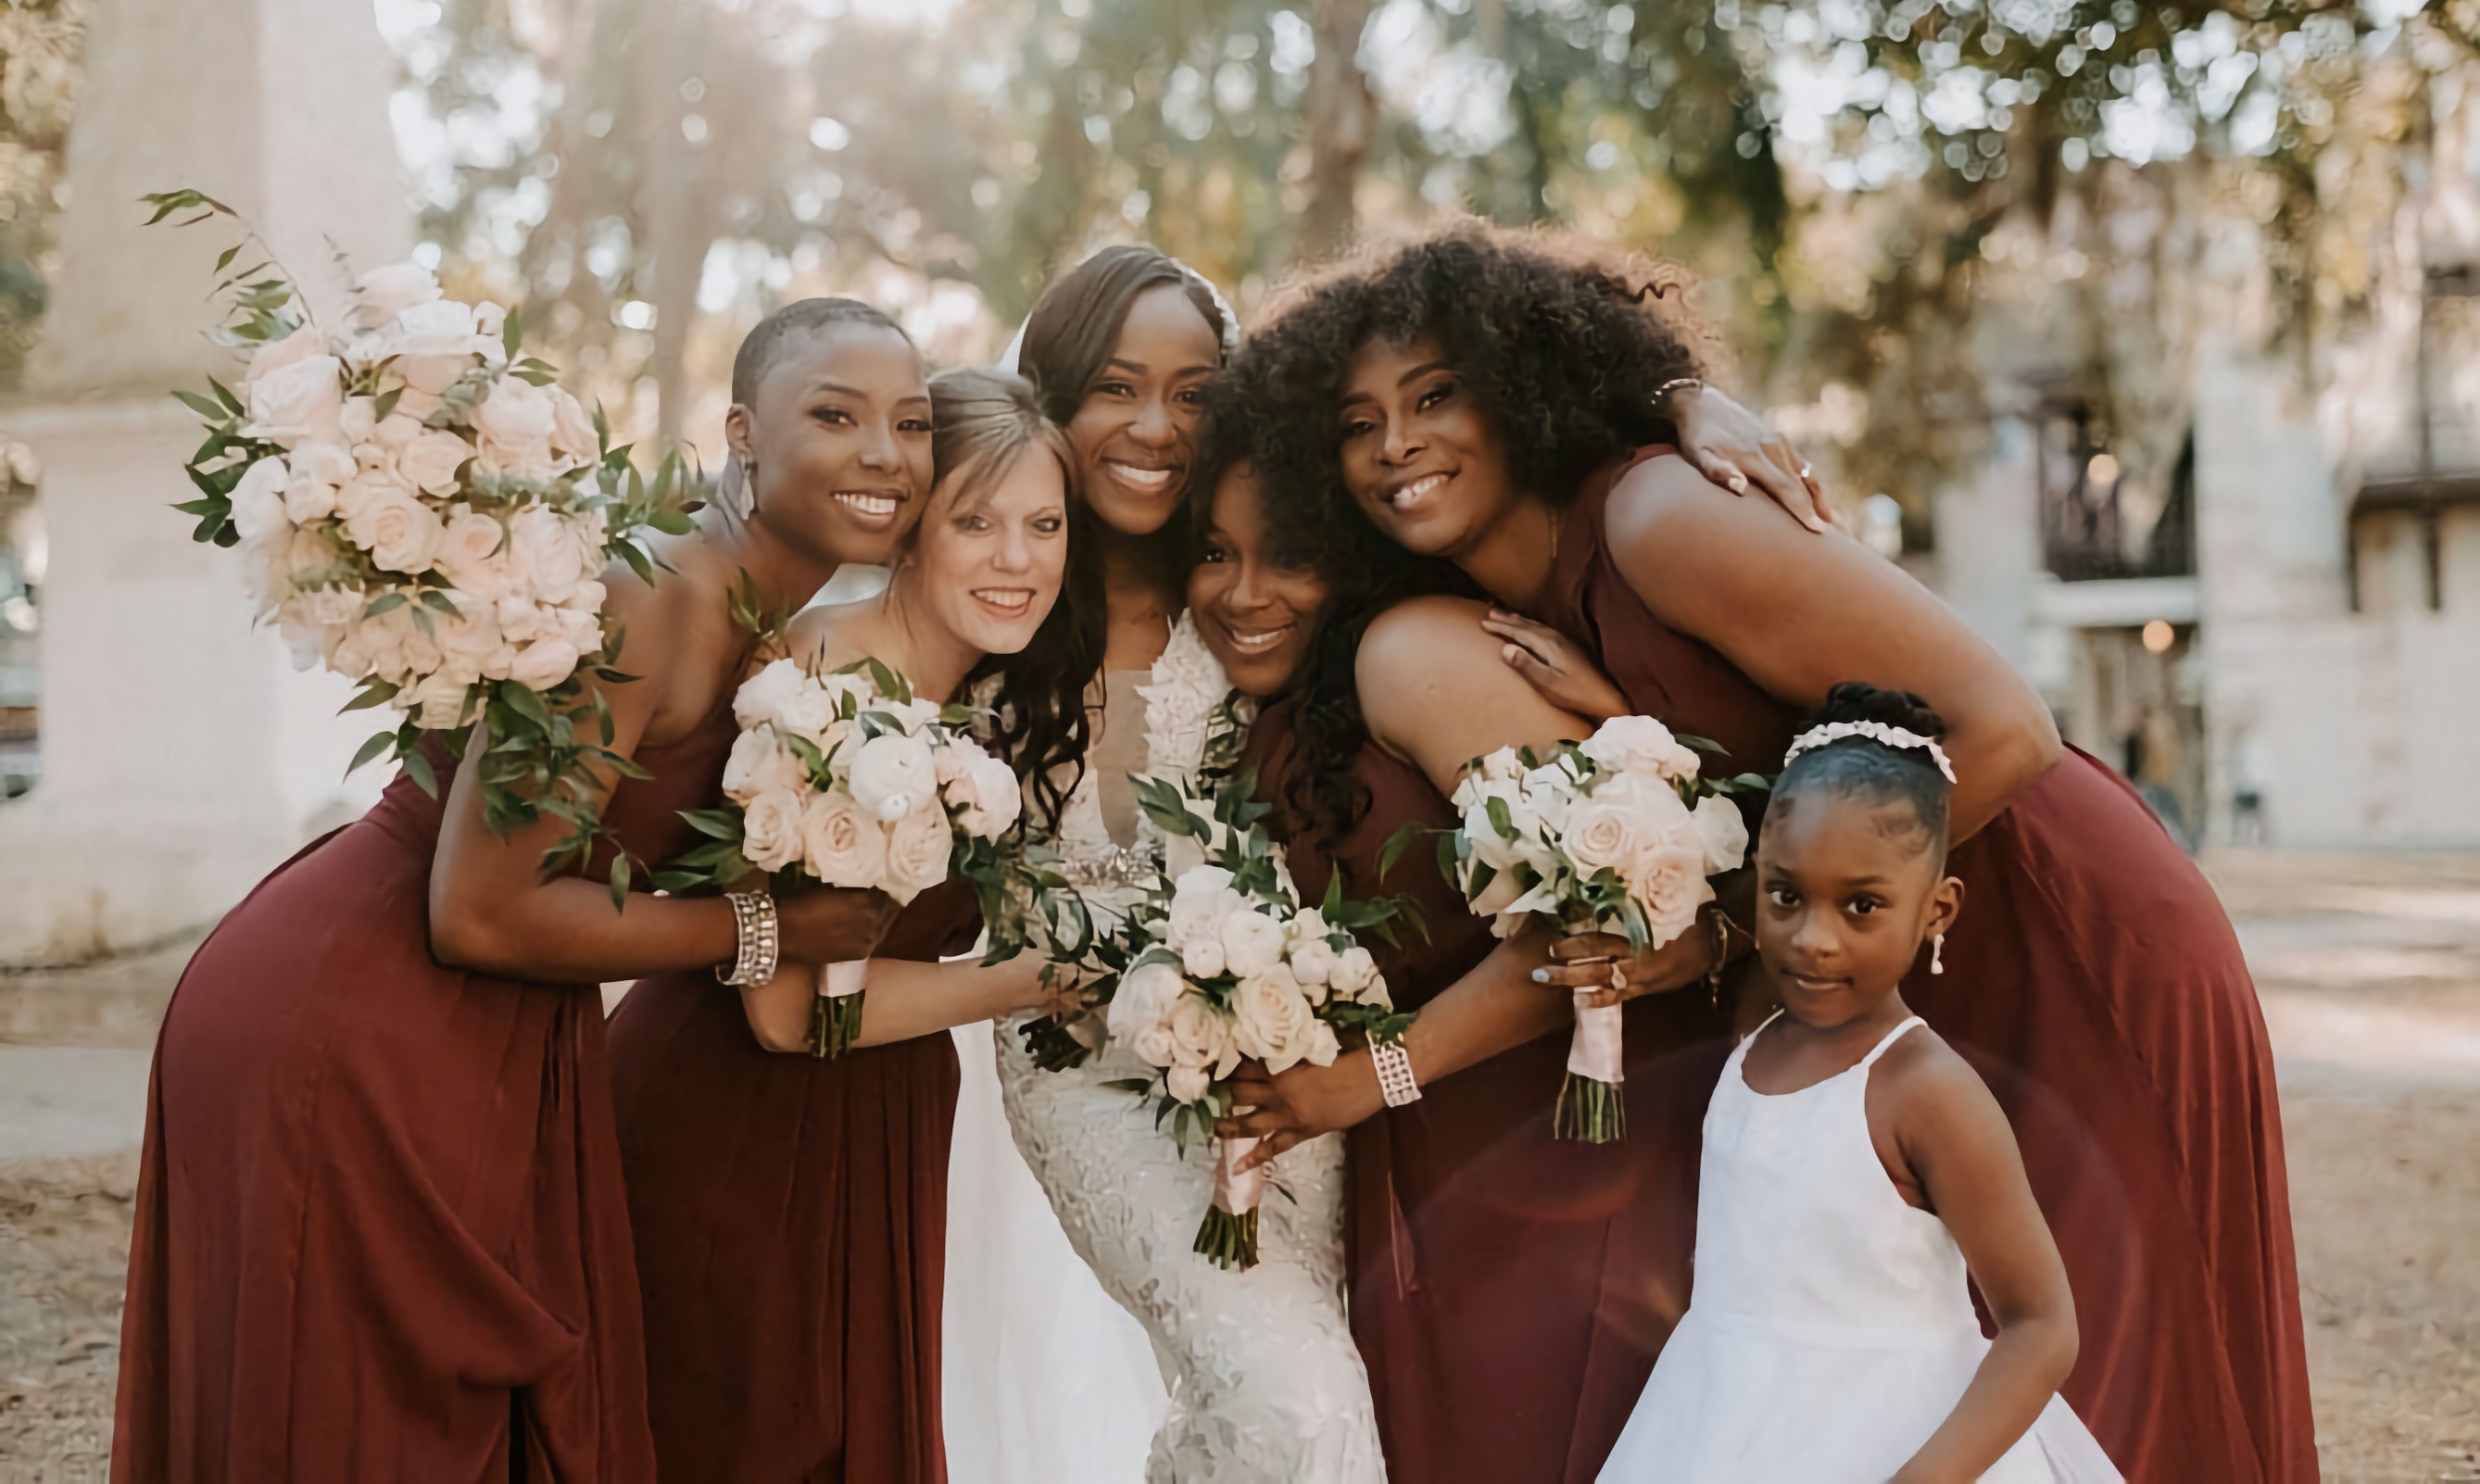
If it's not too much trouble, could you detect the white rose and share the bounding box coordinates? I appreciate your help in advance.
[1288,936,1337,999]
[1564,770,1693,879]
[801,791,888,889]
[334,462,415,526]
[1627,833,1715,947]
[508,503,586,605]
[1691,794,1752,875]
[495,592,558,645]
[1166,992,1239,1076]
[407,666,476,730]
[1106,959,1186,1061]
[847,730,938,823]
[557,605,602,659]
[246,354,346,448]
[548,386,599,463]
[508,635,581,691]
[228,455,292,544]
[1329,944,1379,999]
[735,659,810,733]
[739,787,807,873]
[778,681,844,742]
[434,591,505,679]
[339,395,378,447]
[722,724,810,803]
[246,323,324,383]
[1525,763,1579,833]
[473,375,558,481]
[1232,961,1319,1073]
[353,262,443,328]
[473,301,509,345]
[943,751,1023,838]
[1220,908,1289,980]
[1478,746,1525,783]
[1166,1064,1212,1105]
[347,602,440,687]
[282,442,355,525]
[567,509,609,574]
[373,412,427,449]
[341,483,447,575]
[1581,713,1702,784]
[434,507,515,600]
[881,800,954,905]
[1304,1020,1342,1068]
[390,298,481,359]
[398,429,475,495]
[564,577,607,616]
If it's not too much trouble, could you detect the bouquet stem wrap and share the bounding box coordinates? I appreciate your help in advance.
[811,958,868,1060]
[1194,1135,1266,1272]
[1558,993,1627,1144]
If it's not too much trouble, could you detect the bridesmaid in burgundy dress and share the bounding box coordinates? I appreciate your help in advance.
[1178,430,1674,1484]
[606,368,1098,1483]
[112,299,928,1483]
[1235,223,2314,1482]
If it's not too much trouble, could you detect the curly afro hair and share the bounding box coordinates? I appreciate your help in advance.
[1233,220,1717,544]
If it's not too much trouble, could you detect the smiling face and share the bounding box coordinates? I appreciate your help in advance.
[1754,787,1962,1032]
[1064,283,1222,538]
[908,443,1071,658]
[731,320,935,567]
[1335,334,1521,560]
[1186,461,1331,699]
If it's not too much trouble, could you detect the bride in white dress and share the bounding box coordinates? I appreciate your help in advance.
[939,246,1386,1483]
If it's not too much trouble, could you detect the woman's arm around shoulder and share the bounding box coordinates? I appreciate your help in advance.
[1873,1026,2080,1484]
[1356,593,1595,789]
[1600,456,2060,838]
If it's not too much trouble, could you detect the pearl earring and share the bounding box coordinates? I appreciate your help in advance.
[1929,933,1946,976]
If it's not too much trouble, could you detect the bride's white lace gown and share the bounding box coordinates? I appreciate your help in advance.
[973,619,1387,1483]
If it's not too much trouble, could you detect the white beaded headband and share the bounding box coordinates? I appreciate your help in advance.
[1783,721,1958,785]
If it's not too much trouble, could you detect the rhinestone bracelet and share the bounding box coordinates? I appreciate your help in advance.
[715,890,781,987]
[1371,1038,1423,1108]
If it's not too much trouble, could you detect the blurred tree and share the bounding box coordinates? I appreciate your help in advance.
[0,0,84,391]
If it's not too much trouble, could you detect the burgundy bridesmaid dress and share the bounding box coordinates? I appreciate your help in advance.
[1536,447,2316,1483]
[606,877,978,1484]
[1247,704,1728,1484]
[113,710,737,1483]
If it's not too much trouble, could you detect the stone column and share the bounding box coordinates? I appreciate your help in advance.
[0,0,413,963]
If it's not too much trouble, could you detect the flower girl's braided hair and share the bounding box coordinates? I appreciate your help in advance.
[1775,682,1957,860]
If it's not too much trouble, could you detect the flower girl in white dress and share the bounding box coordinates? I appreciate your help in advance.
[1600,683,2122,1484]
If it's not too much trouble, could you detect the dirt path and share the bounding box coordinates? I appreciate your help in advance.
[2,853,2476,1480]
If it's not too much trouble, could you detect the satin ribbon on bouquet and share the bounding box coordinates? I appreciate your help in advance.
[811,959,869,1058]
[1558,991,1628,1143]
[1196,1132,1269,1272]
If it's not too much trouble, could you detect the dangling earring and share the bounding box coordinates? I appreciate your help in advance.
[735,458,759,519]
[1929,933,1946,976]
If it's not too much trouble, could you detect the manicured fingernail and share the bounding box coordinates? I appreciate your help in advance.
[1804,516,1829,534]
[1728,474,1748,493]
[1532,969,1550,983]
[1612,968,1628,988]
[1504,645,1522,663]
[1799,464,1815,479]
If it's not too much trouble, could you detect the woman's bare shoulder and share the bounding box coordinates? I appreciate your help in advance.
[1355,595,1586,762]
[782,599,879,673]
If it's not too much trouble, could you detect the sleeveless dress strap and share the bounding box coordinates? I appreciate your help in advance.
[1857,1015,1925,1069]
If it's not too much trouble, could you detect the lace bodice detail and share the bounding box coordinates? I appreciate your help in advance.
[990,613,1383,1482]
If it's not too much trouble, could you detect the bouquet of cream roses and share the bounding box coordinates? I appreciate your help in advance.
[152,190,688,897]
[661,654,1039,1055]
[1447,714,1763,1142]
[1094,773,1411,1271]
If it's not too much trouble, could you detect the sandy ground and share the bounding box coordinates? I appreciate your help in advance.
[2,849,2477,1481]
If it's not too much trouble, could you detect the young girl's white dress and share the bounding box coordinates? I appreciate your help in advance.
[1599,1015,2123,1483]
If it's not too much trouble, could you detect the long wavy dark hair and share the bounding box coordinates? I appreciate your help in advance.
[1185,376,1477,861]
[1015,245,1232,603]
[918,368,1104,829]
